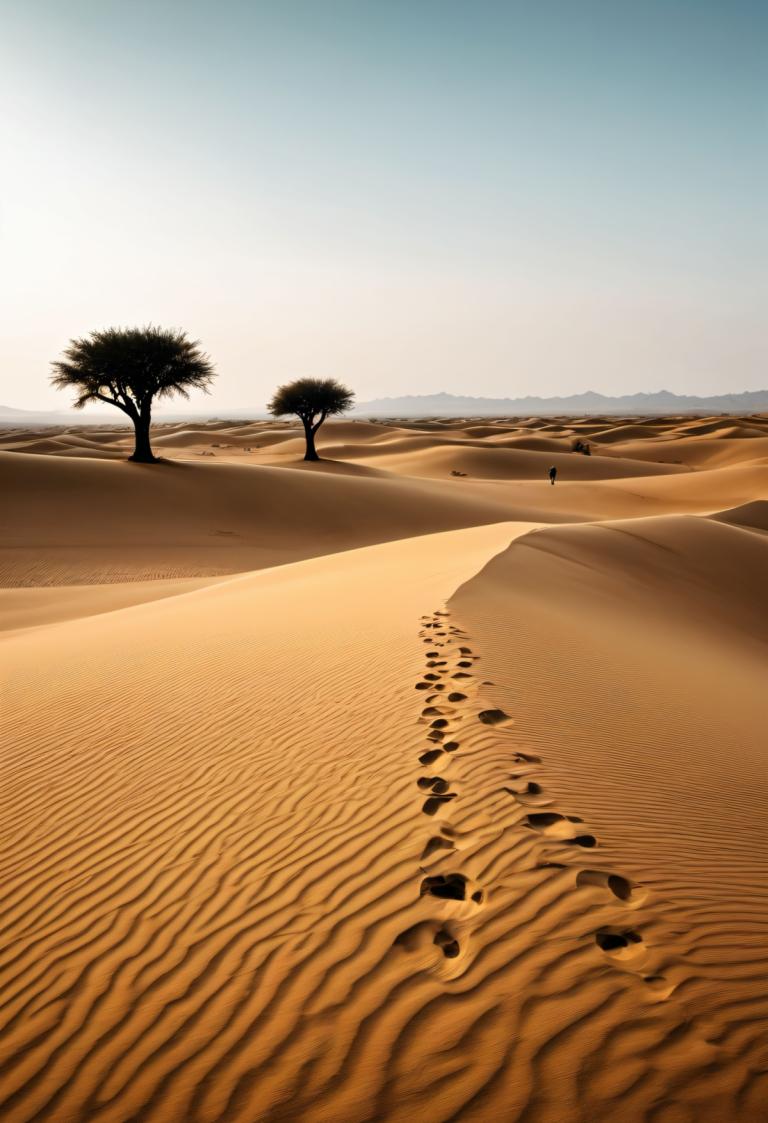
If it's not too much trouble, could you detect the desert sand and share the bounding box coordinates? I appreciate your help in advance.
[1,414,767,1122]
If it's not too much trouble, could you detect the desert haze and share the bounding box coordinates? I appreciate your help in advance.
[2,412,768,1122]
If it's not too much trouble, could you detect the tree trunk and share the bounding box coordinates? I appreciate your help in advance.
[129,412,157,463]
[303,420,320,461]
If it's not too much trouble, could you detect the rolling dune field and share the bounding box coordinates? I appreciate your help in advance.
[1,414,767,1122]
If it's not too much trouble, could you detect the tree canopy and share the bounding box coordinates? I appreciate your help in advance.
[50,326,215,462]
[268,378,354,423]
[268,378,355,460]
[51,326,215,416]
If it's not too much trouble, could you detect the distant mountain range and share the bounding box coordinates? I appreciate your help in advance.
[0,404,85,426]
[2,388,768,425]
[352,390,768,417]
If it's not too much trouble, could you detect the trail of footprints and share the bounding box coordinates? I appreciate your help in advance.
[407,608,671,995]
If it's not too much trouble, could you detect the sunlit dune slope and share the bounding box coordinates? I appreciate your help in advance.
[1,523,530,1123]
[0,575,229,634]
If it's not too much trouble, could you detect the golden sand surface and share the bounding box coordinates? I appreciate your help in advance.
[1,414,767,1122]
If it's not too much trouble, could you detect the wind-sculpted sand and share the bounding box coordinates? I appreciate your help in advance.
[1,414,767,1121]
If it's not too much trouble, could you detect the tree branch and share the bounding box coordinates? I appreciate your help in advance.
[95,392,135,418]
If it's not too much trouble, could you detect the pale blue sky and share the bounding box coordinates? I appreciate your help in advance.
[1,0,765,410]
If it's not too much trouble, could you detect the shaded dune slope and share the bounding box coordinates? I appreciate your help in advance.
[449,515,768,1119]
[0,452,535,585]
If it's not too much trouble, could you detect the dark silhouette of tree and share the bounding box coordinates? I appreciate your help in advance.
[268,377,355,461]
[50,326,215,463]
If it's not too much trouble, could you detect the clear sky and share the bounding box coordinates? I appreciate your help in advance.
[1,0,766,411]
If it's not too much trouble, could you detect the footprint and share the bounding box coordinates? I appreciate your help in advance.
[513,751,542,764]
[448,692,467,702]
[430,719,449,729]
[576,870,647,905]
[421,835,456,860]
[393,921,436,953]
[526,812,565,833]
[419,749,444,766]
[452,672,472,679]
[595,928,645,962]
[525,812,597,848]
[643,974,673,999]
[478,709,512,726]
[434,927,460,958]
[420,874,484,905]
[420,873,469,901]
[443,740,460,752]
[503,782,551,806]
[417,777,451,794]
[422,794,457,816]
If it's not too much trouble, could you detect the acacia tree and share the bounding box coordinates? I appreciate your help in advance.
[268,377,355,461]
[51,326,216,463]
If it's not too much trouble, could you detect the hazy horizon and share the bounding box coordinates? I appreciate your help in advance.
[6,385,768,423]
[2,0,766,412]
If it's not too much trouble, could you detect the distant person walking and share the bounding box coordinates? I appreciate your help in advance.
[549,465,557,486]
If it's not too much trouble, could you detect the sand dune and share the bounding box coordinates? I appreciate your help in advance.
[5,413,768,470]
[1,414,767,1121]
[0,576,229,635]
[712,499,768,533]
[449,515,768,1118]
[0,451,547,586]
[5,416,767,587]
[341,441,686,480]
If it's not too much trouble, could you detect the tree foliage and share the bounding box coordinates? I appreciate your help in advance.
[51,326,215,418]
[268,378,354,424]
[50,326,215,462]
[268,377,355,460]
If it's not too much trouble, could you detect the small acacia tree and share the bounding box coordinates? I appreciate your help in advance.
[268,377,355,461]
[51,326,216,463]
